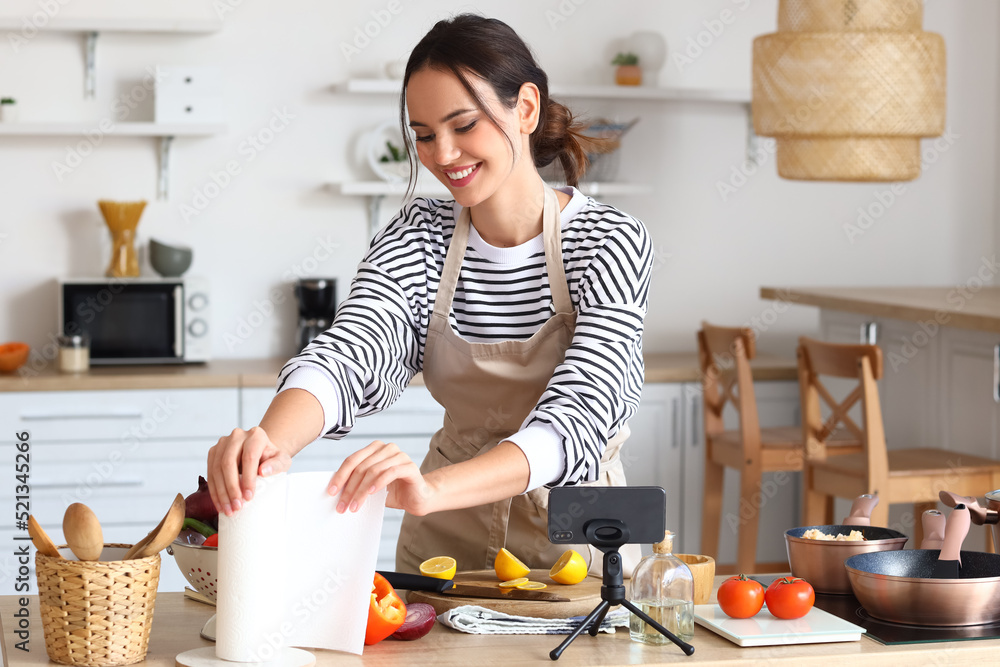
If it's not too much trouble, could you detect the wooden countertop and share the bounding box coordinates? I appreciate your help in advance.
[4,579,997,666]
[761,286,1000,334]
[0,353,798,393]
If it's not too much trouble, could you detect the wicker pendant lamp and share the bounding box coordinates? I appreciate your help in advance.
[752,0,946,181]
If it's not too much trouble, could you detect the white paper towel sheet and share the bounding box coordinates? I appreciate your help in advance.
[215,472,387,660]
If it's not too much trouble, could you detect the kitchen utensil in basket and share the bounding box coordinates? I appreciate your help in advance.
[36,544,160,666]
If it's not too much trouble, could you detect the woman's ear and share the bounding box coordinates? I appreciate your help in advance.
[516,82,541,135]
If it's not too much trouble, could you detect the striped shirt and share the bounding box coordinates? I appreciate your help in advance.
[277,187,652,489]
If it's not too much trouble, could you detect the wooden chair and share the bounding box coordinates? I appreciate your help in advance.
[798,336,1000,548]
[698,323,862,574]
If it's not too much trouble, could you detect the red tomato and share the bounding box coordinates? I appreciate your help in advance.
[764,577,815,620]
[717,574,765,619]
[202,533,219,548]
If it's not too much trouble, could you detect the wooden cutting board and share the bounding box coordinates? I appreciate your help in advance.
[406,569,604,619]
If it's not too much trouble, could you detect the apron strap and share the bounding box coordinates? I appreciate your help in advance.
[541,187,573,316]
[431,205,472,322]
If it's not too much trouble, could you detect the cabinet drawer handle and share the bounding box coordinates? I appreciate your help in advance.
[29,479,146,490]
[20,411,144,421]
[672,397,680,449]
[994,344,999,404]
[690,398,699,446]
[861,321,879,345]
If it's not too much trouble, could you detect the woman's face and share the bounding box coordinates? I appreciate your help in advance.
[406,67,528,208]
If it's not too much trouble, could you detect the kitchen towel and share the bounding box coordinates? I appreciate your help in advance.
[215,471,386,660]
[437,605,630,635]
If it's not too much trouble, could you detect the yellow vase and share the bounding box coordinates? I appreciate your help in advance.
[98,200,146,278]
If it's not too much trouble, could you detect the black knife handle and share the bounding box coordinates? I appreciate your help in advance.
[377,570,454,593]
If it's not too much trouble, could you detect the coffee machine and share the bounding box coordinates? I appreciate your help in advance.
[294,278,337,350]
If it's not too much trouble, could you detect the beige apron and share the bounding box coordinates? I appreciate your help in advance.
[395,186,641,577]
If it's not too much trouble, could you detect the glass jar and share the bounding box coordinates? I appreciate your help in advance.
[629,530,694,644]
[57,333,90,373]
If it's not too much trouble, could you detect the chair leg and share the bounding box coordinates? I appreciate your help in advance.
[701,456,725,561]
[912,501,937,547]
[736,464,762,574]
[802,466,828,526]
[823,496,835,525]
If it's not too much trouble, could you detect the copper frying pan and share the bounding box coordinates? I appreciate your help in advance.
[845,502,1000,626]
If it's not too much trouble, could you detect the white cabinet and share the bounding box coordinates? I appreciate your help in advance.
[0,388,239,593]
[940,328,1000,461]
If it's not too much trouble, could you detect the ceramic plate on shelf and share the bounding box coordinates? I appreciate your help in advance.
[694,604,866,647]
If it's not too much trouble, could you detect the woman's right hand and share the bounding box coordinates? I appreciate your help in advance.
[206,426,293,517]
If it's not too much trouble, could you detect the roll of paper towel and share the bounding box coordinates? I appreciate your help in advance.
[215,472,386,660]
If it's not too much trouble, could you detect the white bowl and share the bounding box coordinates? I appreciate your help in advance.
[167,540,218,600]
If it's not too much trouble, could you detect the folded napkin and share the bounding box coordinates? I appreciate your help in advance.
[437,605,631,635]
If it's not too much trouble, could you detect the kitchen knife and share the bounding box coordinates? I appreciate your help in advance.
[377,570,570,602]
[931,504,970,579]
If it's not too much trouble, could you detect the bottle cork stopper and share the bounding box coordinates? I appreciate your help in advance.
[653,530,674,554]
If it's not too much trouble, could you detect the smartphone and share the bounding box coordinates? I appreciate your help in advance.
[547,486,666,545]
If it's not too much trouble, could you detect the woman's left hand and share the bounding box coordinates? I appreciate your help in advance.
[328,440,434,516]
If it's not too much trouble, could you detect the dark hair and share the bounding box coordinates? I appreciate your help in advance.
[399,14,608,198]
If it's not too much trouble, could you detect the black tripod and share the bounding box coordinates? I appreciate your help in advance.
[549,520,695,660]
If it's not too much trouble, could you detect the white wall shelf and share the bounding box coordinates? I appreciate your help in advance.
[0,123,226,199]
[0,16,222,98]
[0,18,222,32]
[333,78,750,104]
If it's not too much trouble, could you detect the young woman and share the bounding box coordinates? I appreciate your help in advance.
[206,14,651,574]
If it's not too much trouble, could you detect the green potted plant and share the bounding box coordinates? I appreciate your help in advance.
[375,138,410,181]
[612,53,641,86]
[0,97,17,122]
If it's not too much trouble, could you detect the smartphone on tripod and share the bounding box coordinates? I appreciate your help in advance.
[547,486,666,545]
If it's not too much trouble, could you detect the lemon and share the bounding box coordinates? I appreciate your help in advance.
[498,577,529,588]
[419,555,457,580]
[517,581,547,590]
[494,547,530,581]
[549,549,588,585]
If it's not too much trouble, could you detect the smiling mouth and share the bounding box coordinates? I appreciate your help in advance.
[445,163,481,182]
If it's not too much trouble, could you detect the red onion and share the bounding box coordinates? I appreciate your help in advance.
[391,603,437,641]
[185,476,219,529]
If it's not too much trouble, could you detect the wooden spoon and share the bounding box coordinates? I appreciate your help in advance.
[63,503,104,561]
[124,493,186,560]
[27,515,63,558]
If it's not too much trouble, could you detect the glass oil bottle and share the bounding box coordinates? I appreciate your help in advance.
[628,530,694,644]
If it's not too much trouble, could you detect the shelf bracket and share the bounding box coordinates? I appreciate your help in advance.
[158,135,175,200]
[84,31,98,99]
[367,194,386,241]
[744,103,762,168]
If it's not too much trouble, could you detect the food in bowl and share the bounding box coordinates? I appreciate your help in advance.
[0,342,30,373]
[802,528,866,541]
[785,524,908,594]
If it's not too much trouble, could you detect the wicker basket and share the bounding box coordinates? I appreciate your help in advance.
[36,544,160,667]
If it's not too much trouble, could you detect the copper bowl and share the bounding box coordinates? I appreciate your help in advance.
[846,550,1000,626]
[785,524,908,594]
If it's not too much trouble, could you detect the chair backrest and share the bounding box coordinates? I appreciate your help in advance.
[796,337,888,483]
[697,322,761,452]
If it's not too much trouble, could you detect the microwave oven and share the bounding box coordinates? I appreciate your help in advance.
[58,277,211,365]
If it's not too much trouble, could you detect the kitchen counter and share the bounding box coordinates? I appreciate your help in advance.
[3,577,997,666]
[760,286,1000,334]
[0,353,798,393]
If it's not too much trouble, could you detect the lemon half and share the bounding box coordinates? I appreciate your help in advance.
[549,549,588,585]
[419,555,457,580]
[494,547,530,581]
